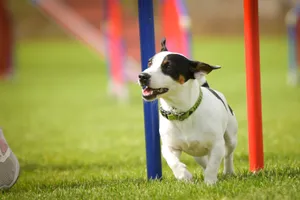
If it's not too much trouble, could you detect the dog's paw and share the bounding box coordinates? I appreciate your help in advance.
[204,177,218,185]
[204,173,218,185]
[175,169,193,182]
[223,169,235,176]
[179,169,193,182]
[173,163,193,182]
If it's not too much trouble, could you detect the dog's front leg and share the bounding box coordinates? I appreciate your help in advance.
[204,141,225,185]
[161,145,192,181]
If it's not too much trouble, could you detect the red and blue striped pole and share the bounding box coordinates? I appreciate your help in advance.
[243,0,264,172]
[138,0,162,180]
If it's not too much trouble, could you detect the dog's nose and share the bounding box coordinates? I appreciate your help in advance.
[139,72,151,80]
[138,72,151,86]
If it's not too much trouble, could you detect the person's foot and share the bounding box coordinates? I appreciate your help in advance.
[0,129,20,189]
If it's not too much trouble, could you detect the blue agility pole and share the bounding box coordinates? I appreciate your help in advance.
[138,0,162,180]
[286,5,300,86]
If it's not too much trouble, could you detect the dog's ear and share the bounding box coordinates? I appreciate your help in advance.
[160,37,168,52]
[189,60,221,76]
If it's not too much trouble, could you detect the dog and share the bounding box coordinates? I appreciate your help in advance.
[138,38,238,185]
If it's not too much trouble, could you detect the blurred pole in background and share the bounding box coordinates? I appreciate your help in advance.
[103,0,128,102]
[0,0,13,79]
[286,4,300,86]
[160,0,192,58]
[138,0,162,180]
[243,0,264,172]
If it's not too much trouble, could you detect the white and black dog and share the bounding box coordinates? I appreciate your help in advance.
[138,39,238,185]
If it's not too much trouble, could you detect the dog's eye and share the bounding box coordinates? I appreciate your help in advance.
[162,61,170,69]
[148,58,153,67]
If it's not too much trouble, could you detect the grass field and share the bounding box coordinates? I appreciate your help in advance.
[0,36,299,199]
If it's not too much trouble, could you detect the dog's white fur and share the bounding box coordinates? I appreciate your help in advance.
[141,51,238,185]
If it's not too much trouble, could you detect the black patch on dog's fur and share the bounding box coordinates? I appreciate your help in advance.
[206,88,234,115]
[159,38,219,83]
[207,88,227,110]
[160,54,219,84]
[160,54,194,83]
[202,82,210,88]
[228,104,234,115]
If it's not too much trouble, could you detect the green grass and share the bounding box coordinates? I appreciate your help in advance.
[0,36,299,199]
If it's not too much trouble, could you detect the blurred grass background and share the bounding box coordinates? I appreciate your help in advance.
[0,36,299,199]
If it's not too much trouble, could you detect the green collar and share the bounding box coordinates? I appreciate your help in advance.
[159,87,203,121]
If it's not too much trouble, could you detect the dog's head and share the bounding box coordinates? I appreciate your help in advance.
[138,38,221,101]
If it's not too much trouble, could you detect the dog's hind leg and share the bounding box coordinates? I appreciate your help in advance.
[162,145,193,181]
[194,156,208,170]
[204,140,225,185]
[223,116,238,174]
[223,133,236,174]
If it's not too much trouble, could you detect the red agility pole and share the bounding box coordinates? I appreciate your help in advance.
[0,0,13,79]
[0,0,9,78]
[244,0,264,171]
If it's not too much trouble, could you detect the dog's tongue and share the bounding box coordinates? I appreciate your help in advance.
[142,87,153,96]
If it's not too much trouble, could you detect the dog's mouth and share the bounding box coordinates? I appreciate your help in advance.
[142,87,169,101]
